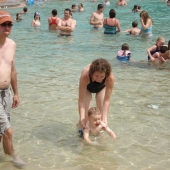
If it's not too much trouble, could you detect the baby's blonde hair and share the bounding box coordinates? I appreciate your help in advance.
[88,107,101,117]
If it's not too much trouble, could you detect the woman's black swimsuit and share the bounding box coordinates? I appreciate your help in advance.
[87,76,106,93]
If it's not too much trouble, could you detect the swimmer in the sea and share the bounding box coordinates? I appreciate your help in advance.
[124,21,140,35]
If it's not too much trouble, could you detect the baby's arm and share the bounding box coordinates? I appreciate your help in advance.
[151,52,159,60]
[101,122,116,140]
[83,126,92,144]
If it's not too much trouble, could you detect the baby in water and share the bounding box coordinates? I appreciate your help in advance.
[83,107,116,145]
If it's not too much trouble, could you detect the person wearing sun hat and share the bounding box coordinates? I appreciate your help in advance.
[0,11,26,167]
[0,11,13,24]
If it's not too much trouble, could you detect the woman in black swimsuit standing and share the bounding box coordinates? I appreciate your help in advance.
[78,58,114,130]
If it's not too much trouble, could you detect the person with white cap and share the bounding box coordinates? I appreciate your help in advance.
[0,11,26,167]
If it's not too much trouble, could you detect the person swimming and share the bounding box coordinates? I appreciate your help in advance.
[117,43,132,63]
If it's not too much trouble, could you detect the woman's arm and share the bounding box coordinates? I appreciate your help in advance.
[78,66,89,129]
[31,20,35,27]
[116,20,121,32]
[102,73,114,125]
[140,18,152,30]
[147,45,157,60]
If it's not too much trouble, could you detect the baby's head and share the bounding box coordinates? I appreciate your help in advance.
[88,107,101,127]
[121,43,129,50]
[160,46,168,54]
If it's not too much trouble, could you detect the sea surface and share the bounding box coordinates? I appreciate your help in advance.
[0,0,170,169]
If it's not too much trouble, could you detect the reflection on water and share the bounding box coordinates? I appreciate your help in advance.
[0,0,170,169]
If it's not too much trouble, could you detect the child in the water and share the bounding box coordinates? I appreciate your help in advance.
[83,107,116,145]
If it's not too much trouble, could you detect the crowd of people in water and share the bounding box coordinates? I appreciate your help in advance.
[0,0,170,168]
[14,0,170,65]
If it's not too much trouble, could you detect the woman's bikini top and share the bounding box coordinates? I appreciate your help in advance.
[34,20,41,27]
[87,76,106,93]
[141,26,152,34]
[49,17,57,26]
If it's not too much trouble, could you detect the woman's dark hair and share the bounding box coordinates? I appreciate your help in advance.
[52,9,57,16]
[34,12,40,20]
[89,58,112,77]
[79,3,83,7]
[109,9,116,18]
[168,40,170,50]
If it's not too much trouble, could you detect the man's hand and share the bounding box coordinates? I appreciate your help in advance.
[98,21,103,25]
[12,95,20,108]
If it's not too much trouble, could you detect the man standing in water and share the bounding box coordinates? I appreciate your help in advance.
[0,11,25,167]
[90,4,104,29]
[58,8,75,36]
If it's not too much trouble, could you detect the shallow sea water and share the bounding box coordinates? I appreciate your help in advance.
[0,0,170,169]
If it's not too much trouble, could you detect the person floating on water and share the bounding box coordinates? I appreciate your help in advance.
[124,21,140,35]
[83,107,116,145]
[16,13,22,21]
[117,43,132,63]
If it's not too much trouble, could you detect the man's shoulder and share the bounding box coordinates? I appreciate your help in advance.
[7,38,15,46]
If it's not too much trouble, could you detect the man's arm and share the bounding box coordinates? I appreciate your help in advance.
[11,60,20,108]
[58,20,75,32]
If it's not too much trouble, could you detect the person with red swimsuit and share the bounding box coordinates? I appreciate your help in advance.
[48,9,60,30]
